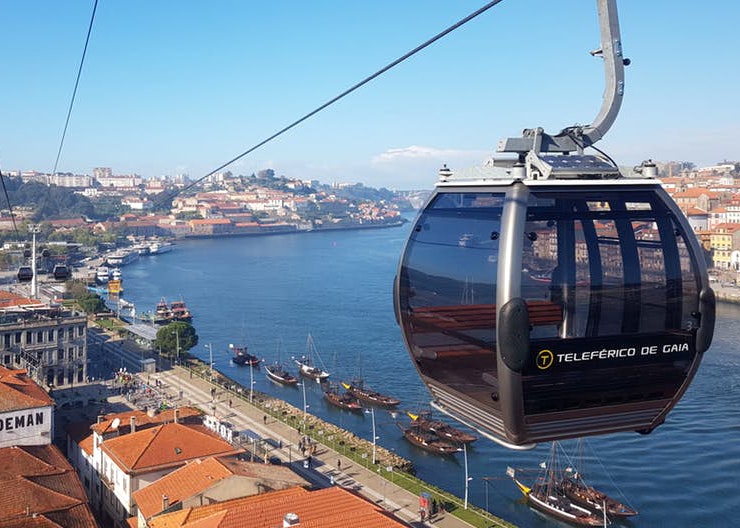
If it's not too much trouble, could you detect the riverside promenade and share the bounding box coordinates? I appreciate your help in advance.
[147,365,514,528]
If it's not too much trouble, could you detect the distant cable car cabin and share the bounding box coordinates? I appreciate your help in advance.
[17,266,33,283]
[52,264,71,281]
[394,0,715,448]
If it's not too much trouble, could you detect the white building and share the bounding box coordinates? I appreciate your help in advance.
[0,365,54,448]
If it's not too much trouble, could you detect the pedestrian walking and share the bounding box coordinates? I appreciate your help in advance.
[263,414,267,424]
[228,399,232,408]
[337,459,341,471]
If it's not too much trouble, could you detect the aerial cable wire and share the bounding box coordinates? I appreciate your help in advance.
[159,0,507,206]
[50,0,99,177]
[0,168,19,236]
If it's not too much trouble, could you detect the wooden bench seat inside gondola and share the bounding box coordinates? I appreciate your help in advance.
[411,300,563,359]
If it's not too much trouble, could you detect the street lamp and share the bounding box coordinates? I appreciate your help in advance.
[298,381,308,431]
[204,343,213,382]
[463,443,472,509]
[365,407,378,465]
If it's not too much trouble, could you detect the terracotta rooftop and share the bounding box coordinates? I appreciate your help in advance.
[91,406,202,436]
[134,455,309,520]
[0,366,53,413]
[0,444,97,528]
[101,422,243,475]
[147,486,409,528]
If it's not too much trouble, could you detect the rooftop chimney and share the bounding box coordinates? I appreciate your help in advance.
[174,408,179,424]
[96,415,104,424]
[130,416,136,433]
[162,495,169,511]
[283,513,300,527]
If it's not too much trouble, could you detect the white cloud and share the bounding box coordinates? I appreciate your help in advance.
[371,145,489,164]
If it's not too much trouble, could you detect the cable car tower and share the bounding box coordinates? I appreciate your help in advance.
[395,0,715,448]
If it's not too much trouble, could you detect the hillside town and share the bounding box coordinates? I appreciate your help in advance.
[0,167,409,239]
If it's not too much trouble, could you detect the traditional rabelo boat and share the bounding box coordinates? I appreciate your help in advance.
[265,363,298,386]
[558,474,638,519]
[341,380,400,408]
[509,469,604,527]
[323,384,363,412]
[294,333,330,382]
[230,344,260,367]
[556,439,638,519]
[399,423,462,455]
[408,411,477,444]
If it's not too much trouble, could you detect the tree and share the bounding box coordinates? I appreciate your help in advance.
[153,322,198,359]
[76,293,107,314]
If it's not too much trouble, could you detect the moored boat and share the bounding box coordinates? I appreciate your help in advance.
[265,363,299,386]
[559,475,638,519]
[323,384,363,412]
[408,411,477,444]
[294,333,330,381]
[399,423,462,455]
[509,472,604,527]
[169,300,192,323]
[341,380,400,408]
[230,344,260,367]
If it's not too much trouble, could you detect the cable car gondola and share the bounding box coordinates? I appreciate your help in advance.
[52,264,71,281]
[17,266,33,283]
[394,0,715,448]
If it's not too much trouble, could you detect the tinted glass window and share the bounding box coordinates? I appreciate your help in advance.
[521,189,701,415]
[398,192,504,407]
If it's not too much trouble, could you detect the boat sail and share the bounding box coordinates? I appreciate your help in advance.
[294,333,330,382]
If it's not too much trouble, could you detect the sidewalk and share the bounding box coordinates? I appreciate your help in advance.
[150,367,482,528]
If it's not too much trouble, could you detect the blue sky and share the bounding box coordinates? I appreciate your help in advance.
[1,1,738,190]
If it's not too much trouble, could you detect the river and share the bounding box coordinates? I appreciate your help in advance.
[117,219,740,528]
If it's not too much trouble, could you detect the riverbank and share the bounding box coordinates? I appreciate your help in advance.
[86,324,516,528]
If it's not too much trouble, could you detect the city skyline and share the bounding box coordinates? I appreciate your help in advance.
[1,1,738,190]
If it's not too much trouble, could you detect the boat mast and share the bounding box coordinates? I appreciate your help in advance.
[497,0,628,157]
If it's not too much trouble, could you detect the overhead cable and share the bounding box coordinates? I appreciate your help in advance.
[159,0,506,205]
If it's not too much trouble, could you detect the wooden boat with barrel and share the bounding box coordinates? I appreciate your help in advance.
[408,411,477,444]
[323,384,363,412]
[558,474,637,519]
[509,469,604,527]
[341,380,400,408]
[399,423,462,455]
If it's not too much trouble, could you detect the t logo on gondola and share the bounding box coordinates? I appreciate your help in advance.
[536,349,554,370]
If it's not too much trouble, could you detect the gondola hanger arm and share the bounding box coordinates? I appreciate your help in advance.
[497,0,628,156]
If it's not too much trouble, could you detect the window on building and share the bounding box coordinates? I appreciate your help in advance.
[3,334,10,348]
[48,329,55,341]
[25,331,32,344]
[14,332,21,344]
[57,349,64,361]
[37,331,44,343]
[67,328,74,340]
[3,354,10,365]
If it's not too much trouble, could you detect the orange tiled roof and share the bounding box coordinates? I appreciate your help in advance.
[148,486,409,528]
[0,444,97,527]
[0,366,53,412]
[91,406,201,435]
[134,456,309,520]
[101,422,242,474]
